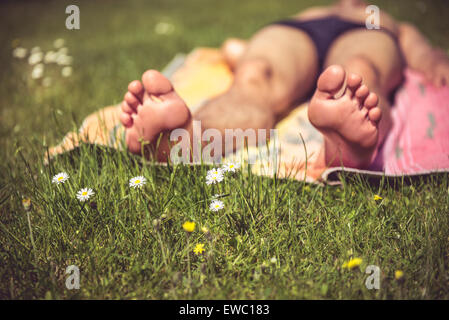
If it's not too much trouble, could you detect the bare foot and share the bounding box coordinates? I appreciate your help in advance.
[308,65,381,168]
[120,70,191,160]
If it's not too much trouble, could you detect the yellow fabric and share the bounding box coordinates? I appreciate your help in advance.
[171,48,233,110]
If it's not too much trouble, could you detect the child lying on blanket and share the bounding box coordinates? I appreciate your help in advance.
[116,0,449,171]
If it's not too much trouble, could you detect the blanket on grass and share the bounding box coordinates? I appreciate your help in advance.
[47,48,449,184]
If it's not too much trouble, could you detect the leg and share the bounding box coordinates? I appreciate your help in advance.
[195,24,319,154]
[309,29,404,169]
[121,24,320,160]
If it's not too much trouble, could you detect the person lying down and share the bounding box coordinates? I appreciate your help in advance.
[118,0,449,172]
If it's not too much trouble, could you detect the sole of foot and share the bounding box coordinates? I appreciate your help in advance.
[119,70,191,159]
[308,64,381,168]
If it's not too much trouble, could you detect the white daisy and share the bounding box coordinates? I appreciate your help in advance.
[30,46,41,54]
[129,176,147,189]
[154,22,175,35]
[61,66,72,77]
[76,188,94,202]
[52,172,69,184]
[53,38,65,49]
[56,54,73,66]
[12,47,27,59]
[44,50,57,64]
[28,52,43,65]
[31,63,44,79]
[206,168,224,185]
[209,200,224,212]
[57,47,68,55]
[222,162,241,173]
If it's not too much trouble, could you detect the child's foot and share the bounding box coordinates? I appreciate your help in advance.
[119,70,191,159]
[308,65,381,168]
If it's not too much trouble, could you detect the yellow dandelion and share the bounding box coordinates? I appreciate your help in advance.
[342,257,363,270]
[373,195,383,201]
[22,198,32,211]
[202,225,212,241]
[193,243,205,255]
[182,221,195,233]
[395,270,404,280]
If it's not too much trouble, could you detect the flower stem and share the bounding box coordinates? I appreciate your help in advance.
[156,231,168,268]
[26,211,38,263]
[186,235,192,294]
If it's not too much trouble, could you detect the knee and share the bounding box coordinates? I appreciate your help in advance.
[343,56,380,87]
[234,58,272,86]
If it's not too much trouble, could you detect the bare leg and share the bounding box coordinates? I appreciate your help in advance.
[119,2,406,165]
[119,24,319,160]
[195,24,319,154]
[310,29,404,169]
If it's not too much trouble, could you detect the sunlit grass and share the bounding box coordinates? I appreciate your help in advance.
[2,141,449,299]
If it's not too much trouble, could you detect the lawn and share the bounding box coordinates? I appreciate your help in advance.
[1,0,449,299]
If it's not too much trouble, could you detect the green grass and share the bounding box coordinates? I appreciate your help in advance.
[1,0,449,299]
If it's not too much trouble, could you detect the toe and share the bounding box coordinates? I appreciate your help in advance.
[316,65,346,99]
[128,80,144,101]
[364,92,379,109]
[124,91,141,110]
[125,127,143,154]
[345,73,363,98]
[120,112,133,128]
[368,107,382,122]
[355,84,369,104]
[121,101,134,114]
[360,106,369,118]
[142,70,174,96]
